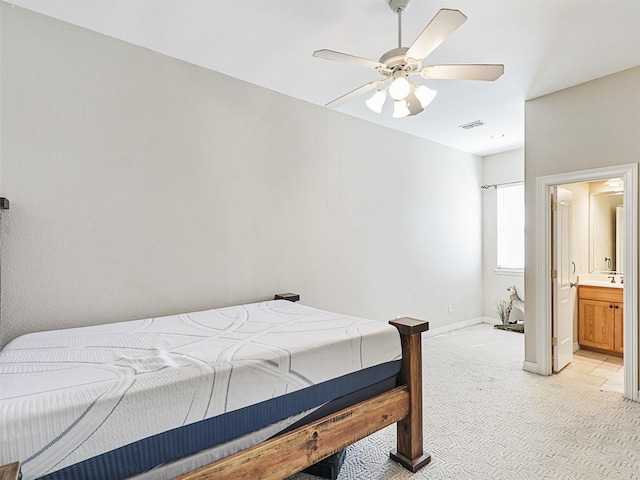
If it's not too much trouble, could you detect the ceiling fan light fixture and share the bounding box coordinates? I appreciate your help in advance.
[406,90,424,116]
[389,77,411,100]
[365,89,388,113]
[414,84,437,108]
[392,99,410,118]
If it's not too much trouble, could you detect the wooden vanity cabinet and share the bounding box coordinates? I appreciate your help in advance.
[614,305,624,355]
[578,285,623,356]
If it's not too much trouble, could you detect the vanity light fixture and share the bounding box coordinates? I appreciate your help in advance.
[603,178,623,188]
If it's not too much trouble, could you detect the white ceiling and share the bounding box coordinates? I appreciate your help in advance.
[6,0,640,156]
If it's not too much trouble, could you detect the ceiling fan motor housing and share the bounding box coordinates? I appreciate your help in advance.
[379,47,419,77]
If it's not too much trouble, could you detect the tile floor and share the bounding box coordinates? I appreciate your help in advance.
[557,348,624,393]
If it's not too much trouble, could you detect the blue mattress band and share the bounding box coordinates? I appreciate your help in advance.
[281,374,398,436]
[39,359,401,480]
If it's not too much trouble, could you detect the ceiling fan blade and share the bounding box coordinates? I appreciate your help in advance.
[404,9,467,64]
[313,49,385,70]
[419,64,504,81]
[325,80,384,108]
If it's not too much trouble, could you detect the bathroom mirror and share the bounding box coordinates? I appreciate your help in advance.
[589,191,624,273]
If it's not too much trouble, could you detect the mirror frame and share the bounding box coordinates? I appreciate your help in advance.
[589,190,624,274]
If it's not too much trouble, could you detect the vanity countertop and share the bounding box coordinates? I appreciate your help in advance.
[578,279,623,289]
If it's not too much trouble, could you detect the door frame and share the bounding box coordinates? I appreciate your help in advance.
[534,163,638,400]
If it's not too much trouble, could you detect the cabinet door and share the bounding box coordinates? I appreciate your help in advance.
[614,302,624,354]
[578,299,615,351]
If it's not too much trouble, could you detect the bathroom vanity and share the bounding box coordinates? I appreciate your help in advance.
[578,284,623,356]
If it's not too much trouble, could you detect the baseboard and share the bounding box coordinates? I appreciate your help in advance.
[573,342,580,352]
[422,317,486,338]
[481,316,502,326]
[523,360,545,375]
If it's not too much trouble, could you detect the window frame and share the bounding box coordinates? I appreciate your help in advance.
[495,182,525,275]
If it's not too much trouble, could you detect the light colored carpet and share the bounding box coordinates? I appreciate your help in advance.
[290,323,640,480]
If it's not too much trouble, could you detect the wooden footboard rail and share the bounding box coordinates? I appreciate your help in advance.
[176,315,430,480]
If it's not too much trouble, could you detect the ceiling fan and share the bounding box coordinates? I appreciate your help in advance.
[313,0,504,118]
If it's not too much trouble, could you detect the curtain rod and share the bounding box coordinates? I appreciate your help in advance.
[480,180,523,190]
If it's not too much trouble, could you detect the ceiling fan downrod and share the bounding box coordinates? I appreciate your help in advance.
[388,0,410,48]
[398,9,403,47]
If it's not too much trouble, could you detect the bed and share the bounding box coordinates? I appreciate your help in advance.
[0,294,430,480]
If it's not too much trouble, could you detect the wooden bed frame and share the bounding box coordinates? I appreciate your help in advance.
[0,462,20,480]
[1,294,430,480]
[175,294,431,479]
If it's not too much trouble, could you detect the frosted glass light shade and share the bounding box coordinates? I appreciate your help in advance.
[392,99,410,118]
[414,85,437,108]
[406,91,424,116]
[365,90,387,113]
[389,77,411,100]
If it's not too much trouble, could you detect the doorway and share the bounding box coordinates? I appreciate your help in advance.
[552,180,625,393]
[533,164,638,401]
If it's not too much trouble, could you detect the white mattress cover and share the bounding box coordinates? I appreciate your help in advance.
[0,300,401,479]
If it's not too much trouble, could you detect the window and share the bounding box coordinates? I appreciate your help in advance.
[496,183,524,273]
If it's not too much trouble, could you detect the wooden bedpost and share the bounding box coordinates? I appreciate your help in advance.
[274,293,300,302]
[0,462,20,480]
[388,317,431,473]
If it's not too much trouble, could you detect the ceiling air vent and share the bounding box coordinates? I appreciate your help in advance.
[459,120,485,130]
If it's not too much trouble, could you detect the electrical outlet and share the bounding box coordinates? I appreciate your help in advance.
[448,305,453,314]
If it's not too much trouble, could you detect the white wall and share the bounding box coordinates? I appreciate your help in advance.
[524,66,640,365]
[482,149,524,322]
[0,5,484,347]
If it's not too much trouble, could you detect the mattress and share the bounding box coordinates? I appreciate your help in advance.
[0,300,402,479]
